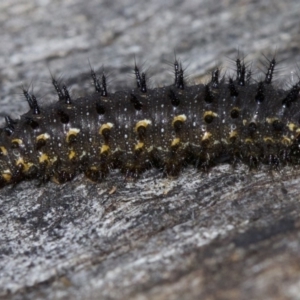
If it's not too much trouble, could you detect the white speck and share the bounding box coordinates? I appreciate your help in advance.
[161,128,164,133]
[124,134,128,139]
[58,143,61,147]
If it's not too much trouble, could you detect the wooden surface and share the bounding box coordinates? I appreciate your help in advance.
[1,0,300,299]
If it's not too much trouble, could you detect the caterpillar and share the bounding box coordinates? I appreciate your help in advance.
[0,54,300,188]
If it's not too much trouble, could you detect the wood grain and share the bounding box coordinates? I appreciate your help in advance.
[1,0,300,299]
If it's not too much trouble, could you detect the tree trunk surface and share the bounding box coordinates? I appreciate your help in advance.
[1,0,300,299]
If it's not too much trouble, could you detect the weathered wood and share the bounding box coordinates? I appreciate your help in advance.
[1,0,300,299]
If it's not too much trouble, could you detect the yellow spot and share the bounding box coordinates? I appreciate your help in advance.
[100,145,110,154]
[203,111,218,119]
[266,117,278,124]
[264,137,274,143]
[281,136,292,146]
[39,153,49,164]
[2,170,12,182]
[288,123,297,132]
[172,115,187,127]
[171,138,180,147]
[134,142,144,151]
[99,123,114,135]
[68,150,76,160]
[243,119,247,126]
[66,128,80,143]
[11,139,23,146]
[245,138,253,144]
[16,157,33,172]
[134,119,152,132]
[202,132,212,141]
[0,146,8,156]
[36,133,50,142]
[229,131,238,139]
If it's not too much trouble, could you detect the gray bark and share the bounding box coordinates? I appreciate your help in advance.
[1,0,300,299]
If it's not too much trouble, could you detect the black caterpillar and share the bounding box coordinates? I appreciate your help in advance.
[1,54,300,188]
